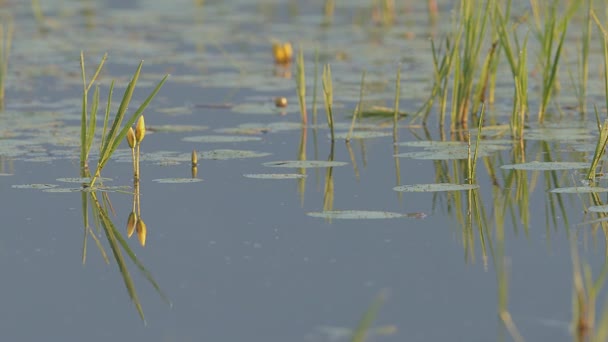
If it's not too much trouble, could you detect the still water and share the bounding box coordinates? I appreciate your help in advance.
[0,0,603,341]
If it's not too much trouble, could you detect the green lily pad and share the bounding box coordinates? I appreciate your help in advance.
[332,131,393,139]
[152,178,203,184]
[393,183,479,192]
[150,125,209,133]
[263,160,348,168]
[42,187,83,193]
[182,135,262,143]
[12,184,58,189]
[588,205,608,213]
[307,210,424,219]
[56,177,112,183]
[243,173,307,179]
[500,161,590,171]
[200,149,271,160]
[550,186,608,193]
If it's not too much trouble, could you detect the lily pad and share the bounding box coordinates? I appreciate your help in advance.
[307,210,424,219]
[588,205,608,213]
[12,184,58,189]
[200,149,271,160]
[56,177,112,183]
[152,178,203,184]
[393,183,480,192]
[243,173,307,179]
[550,186,608,193]
[150,125,208,133]
[500,161,590,171]
[332,131,393,140]
[263,160,348,168]
[182,135,262,143]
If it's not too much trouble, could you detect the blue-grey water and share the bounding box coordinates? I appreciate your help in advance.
[0,0,602,341]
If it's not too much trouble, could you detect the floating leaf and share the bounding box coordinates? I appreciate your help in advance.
[12,183,58,189]
[393,183,479,192]
[199,149,271,160]
[150,125,208,133]
[57,177,112,183]
[500,161,590,171]
[550,186,608,193]
[307,210,425,219]
[42,187,82,193]
[243,173,307,179]
[152,178,203,184]
[332,131,392,140]
[588,205,608,213]
[263,160,348,168]
[182,135,262,143]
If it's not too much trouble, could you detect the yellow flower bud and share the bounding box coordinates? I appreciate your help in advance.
[136,218,147,246]
[126,211,137,238]
[127,127,136,149]
[135,115,146,143]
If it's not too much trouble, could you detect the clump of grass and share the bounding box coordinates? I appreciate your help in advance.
[79,51,168,188]
[322,64,335,141]
[530,0,578,122]
[493,0,529,139]
[0,20,14,110]
[413,0,495,129]
[295,46,308,125]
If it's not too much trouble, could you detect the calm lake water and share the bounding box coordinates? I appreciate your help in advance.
[0,0,605,341]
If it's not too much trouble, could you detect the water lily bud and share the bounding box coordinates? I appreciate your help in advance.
[127,127,136,149]
[135,115,146,143]
[136,218,147,246]
[127,211,137,238]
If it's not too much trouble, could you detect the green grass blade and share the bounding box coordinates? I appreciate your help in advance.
[100,80,114,154]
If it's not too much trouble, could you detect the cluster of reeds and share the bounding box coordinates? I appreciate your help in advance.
[79,51,167,188]
[79,51,169,322]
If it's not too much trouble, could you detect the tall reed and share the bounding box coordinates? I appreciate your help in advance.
[0,20,13,110]
[322,64,335,141]
[295,46,308,125]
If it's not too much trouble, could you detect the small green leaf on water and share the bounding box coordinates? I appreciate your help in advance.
[243,173,307,179]
[12,183,58,189]
[588,205,608,213]
[550,186,608,193]
[199,149,271,160]
[42,187,83,193]
[150,125,208,133]
[182,135,262,143]
[307,210,422,219]
[393,183,479,192]
[57,177,112,183]
[152,178,203,184]
[500,161,590,171]
[331,131,392,140]
[263,160,348,168]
